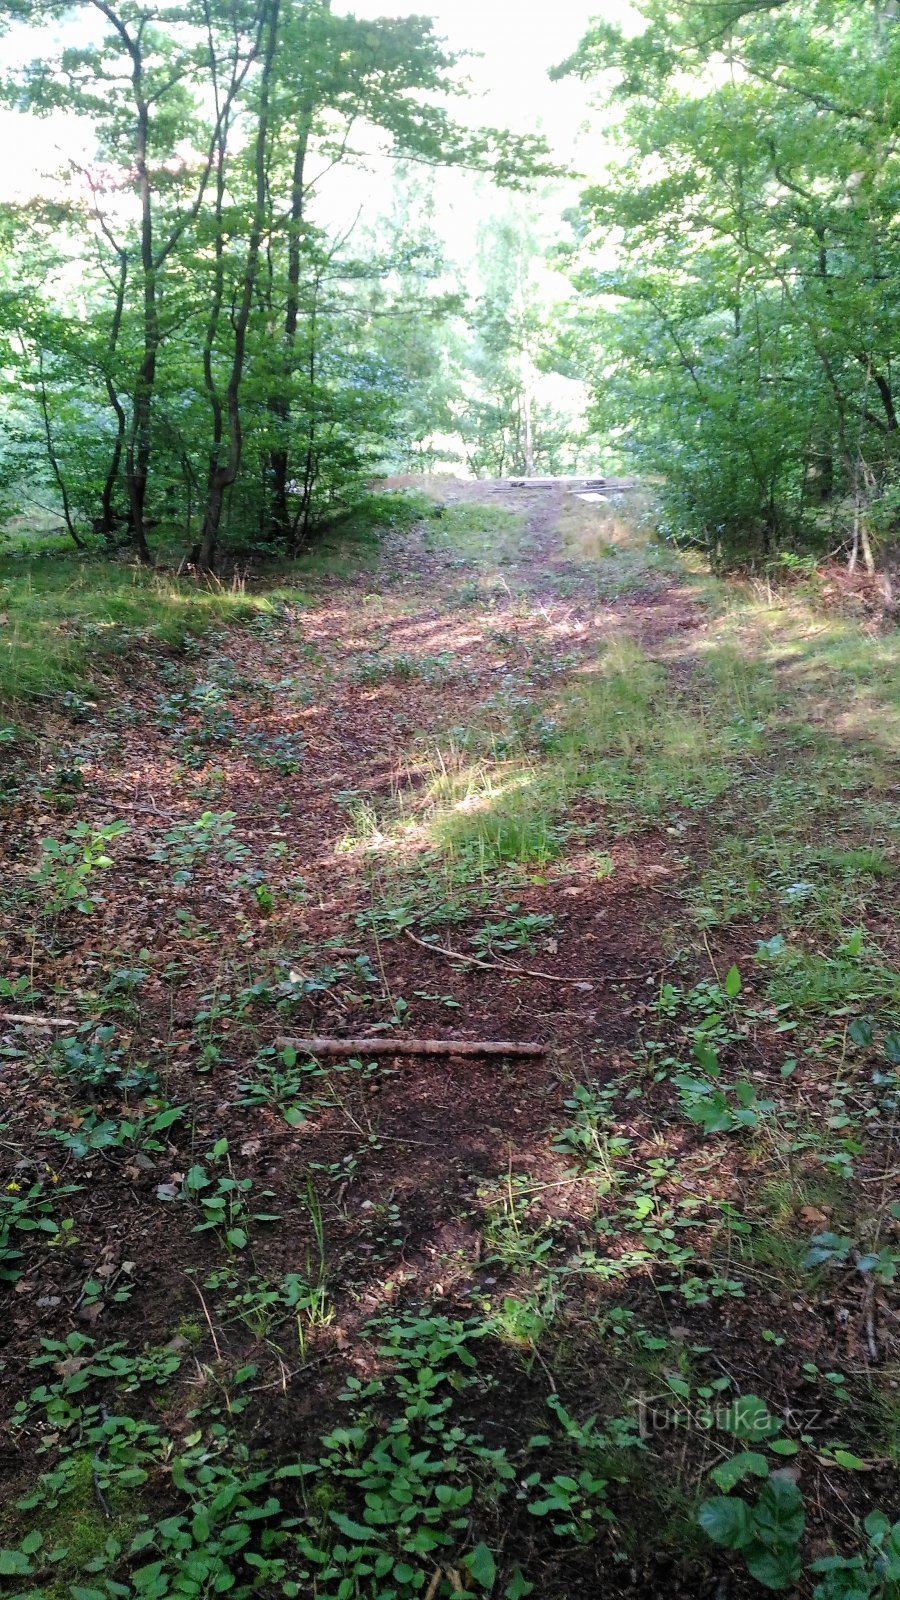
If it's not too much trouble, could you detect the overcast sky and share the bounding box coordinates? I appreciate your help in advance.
[0,1,601,204]
[343,0,597,146]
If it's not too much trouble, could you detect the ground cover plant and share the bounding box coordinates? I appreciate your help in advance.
[0,482,898,1600]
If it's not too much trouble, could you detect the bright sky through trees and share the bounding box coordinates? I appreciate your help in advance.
[0,0,600,205]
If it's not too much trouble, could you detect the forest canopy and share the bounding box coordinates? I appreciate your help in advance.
[1,0,899,576]
[555,0,900,573]
[0,0,557,569]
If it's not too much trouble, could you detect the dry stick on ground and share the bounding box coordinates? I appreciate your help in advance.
[1,1011,77,1029]
[180,1271,223,1362]
[276,1035,545,1060]
[403,925,646,986]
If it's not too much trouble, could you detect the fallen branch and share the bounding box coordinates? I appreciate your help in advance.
[404,926,644,987]
[861,1272,879,1364]
[1,1011,77,1029]
[276,1034,545,1060]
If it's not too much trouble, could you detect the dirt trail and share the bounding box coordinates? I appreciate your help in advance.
[5,485,894,1598]
[2,478,695,1373]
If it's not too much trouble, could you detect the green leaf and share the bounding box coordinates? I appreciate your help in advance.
[0,1551,32,1576]
[744,1541,802,1591]
[754,1475,805,1545]
[694,1041,720,1076]
[717,1395,782,1441]
[191,1510,210,1543]
[226,1228,248,1249]
[150,1107,184,1131]
[710,1451,769,1492]
[698,1497,753,1550]
[463,1542,497,1590]
[831,1449,869,1471]
[328,1512,381,1545]
[504,1571,534,1600]
[526,1498,557,1518]
[725,964,742,998]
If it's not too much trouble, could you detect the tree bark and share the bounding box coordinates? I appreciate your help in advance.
[114,17,155,564]
[84,180,129,539]
[289,265,322,548]
[90,0,256,565]
[37,351,84,551]
[197,0,280,570]
[277,1035,545,1059]
[269,0,334,544]
[269,120,312,543]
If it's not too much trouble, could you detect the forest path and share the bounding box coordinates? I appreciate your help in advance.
[3,483,897,1598]
[3,476,703,1360]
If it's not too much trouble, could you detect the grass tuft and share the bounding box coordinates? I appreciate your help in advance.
[0,556,273,719]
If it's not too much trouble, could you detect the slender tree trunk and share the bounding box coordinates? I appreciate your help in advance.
[125,88,156,565]
[268,0,332,542]
[37,351,85,551]
[269,126,311,542]
[810,225,835,502]
[520,339,535,477]
[90,0,254,565]
[83,9,150,560]
[183,458,194,542]
[289,269,321,549]
[99,388,127,538]
[90,3,156,564]
[91,233,128,538]
[197,0,280,571]
[198,123,228,562]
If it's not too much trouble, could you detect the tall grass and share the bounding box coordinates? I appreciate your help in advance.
[0,556,272,717]
[0,491,433,721]
[404,637,743,867]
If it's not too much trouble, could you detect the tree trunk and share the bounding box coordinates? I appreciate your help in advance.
[126,101,157,568]
[92,234,128,538]
[197,0,280,571]
[37,351,84,551]
[98,377,127,538]
[269,128,310,543]
[288,268,322,549]
[521,349,535,477]
[89,0,252,565]
[106,15,156,566]
[268,0,332,543]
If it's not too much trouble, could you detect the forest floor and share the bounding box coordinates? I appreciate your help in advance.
[1,484,898,1600]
